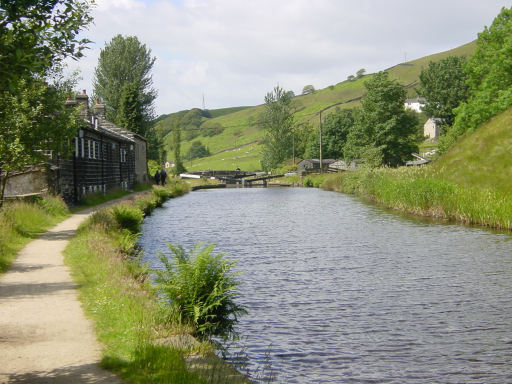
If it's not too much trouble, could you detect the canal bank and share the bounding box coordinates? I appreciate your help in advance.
[63,182,250,384]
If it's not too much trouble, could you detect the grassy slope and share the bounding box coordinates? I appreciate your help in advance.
[161,41,476,171]
[431,107,512,194]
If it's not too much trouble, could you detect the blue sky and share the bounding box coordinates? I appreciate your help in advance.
[66,0,510,116]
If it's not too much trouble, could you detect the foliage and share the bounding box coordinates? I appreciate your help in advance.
[0,0,93,92]
[306,109,354,159]
[111,203,144,233]
[118,81,145,135]
[344,72,419,167]
[93,34,157,127]
[154,243,247,341]
[302,85,315,95]
[418,56,469,125]
[356,68,366,78]
[445,7,512,151]
[187,141,211,160]
[201,123,225,137]
[0,78,82,203]
[171,121,187,175]
[0,0,93,204]
[260,85,295,171]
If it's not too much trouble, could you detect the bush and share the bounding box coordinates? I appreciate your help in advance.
[111,203,144,233]
[154,243,247,341]
[38,195,68,217]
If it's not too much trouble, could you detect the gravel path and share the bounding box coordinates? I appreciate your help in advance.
[0,201,129,383]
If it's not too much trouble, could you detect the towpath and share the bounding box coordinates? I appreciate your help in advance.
[0,197,134,383]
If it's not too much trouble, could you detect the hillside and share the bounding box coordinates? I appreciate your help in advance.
[431,107,512,194]
[156,40,476,171]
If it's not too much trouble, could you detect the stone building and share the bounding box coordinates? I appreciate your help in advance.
[423,117,443,139]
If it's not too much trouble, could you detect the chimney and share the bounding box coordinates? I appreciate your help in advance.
[75,89,89,118]
[93,98,106,119]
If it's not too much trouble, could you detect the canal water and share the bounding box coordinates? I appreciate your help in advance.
[139,188,512,383]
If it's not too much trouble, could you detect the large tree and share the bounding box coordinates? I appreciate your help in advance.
[418,56,469,126]
[306,109,354,159]
[0,1,93,204]
[93,34,157,128]
[260,85,295,171]
[344,72,419,167]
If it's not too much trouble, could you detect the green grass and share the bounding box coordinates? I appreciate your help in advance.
[186,143,263,172]
[159,41,476,171]
[64,183,249,383]
[0,195,69,274]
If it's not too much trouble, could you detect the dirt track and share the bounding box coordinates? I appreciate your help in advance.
[0,203,127,383]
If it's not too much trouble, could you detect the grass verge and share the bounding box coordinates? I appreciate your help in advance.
[0,195,69,274]
[322,167,512,230]
[64,179,249,383]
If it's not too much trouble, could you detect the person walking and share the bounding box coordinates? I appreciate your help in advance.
[154,170,161,185]
[160,168,167,186]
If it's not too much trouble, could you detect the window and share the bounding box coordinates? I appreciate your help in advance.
[81,138,84,158]
[88,139,92,159]
[74,137,78,157]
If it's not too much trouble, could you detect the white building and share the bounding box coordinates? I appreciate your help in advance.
[404,97,425,113]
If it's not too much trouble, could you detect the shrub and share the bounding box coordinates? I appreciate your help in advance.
[154,243,247,341]
[152,187,171,206]
[111,203,144,233]
[38,195,68,217]
[83,208,119,232]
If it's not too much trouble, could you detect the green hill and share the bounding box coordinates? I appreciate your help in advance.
[156,41,476,171]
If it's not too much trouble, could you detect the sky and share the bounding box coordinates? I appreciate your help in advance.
[65,0,510,116]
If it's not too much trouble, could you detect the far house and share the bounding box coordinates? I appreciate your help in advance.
[423,117,443,139]
[404,97,425,113]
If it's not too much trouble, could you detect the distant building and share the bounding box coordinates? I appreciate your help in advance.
[297,159,336,174]
[404,97,425,113]
[424,117,443,138]
[328,160,361,172]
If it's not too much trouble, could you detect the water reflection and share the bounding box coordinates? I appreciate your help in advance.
[139,188,512,383]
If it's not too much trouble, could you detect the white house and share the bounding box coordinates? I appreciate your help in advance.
[423,117,443,138]
[404,97,425,113]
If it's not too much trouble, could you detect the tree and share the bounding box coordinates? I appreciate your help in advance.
[93,35,157,128]
[171,122,186,175]
[444,7,512,151]
[418,56,469,125]
[118,81,144,135]
[187,140,210,160]
[344,72,419,167]
[0,1,93,204]
[302,85,315,95]
[0,0,93,92]
[356,68,366,79]
[306,109,354,159]
[260,85,295,171]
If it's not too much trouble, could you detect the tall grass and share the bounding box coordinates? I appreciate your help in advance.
[0,195,69,273]
[323,167,512,230]
[64,183,249,383]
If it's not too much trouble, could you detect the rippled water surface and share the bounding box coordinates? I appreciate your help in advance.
[139,188,512,383]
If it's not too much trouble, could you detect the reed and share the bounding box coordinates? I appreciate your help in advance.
[323,167,512,230]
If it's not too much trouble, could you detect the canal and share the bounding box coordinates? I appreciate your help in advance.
[139,188,512,383]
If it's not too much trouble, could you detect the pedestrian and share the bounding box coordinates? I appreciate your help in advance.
[154,170,161,185]
[160,168,167,186]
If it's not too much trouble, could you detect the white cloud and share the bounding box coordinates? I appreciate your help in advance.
[66,0,510,115]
